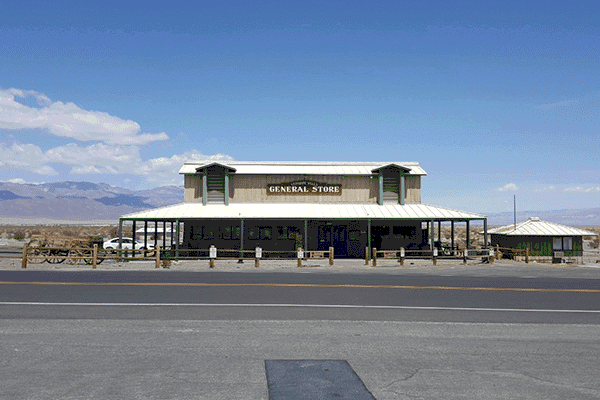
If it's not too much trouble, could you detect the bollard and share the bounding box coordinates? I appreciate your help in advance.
[525,247,529,263]
[365,247,369,265]
[372,247,377,267]
[21,242,28,269]
[155,245,161,268]
[92,244,98,269]
[329,246,334,266]
[433,248,438,266]
[255,246,261,268]
[297,247,303,268]
[463,249,468,265]
[400,247,405,266]
[209,245,216,268]
[489,248,495,264]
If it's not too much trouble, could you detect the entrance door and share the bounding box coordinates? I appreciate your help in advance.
[317,225,348,257]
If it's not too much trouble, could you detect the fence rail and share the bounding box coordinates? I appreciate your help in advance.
[10,242,593,269]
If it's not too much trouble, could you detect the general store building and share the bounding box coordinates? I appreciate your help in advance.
[120,161,488,259]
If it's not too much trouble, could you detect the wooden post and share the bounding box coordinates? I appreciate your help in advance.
[400,247,405,266]
[255,246,261,268]
[525,247,529,264]
[297,247,303,268]
[433,248,437,266]
[155,245,161,268]
[365,247,369,265]
[209,245,216,268]
[21,242,28,269]
[92,244,98,269]
[329,246,334,266]
[372,247,377,267]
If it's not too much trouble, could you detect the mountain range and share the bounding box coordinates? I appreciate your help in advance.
[0,181,183,224]
[1,181,599,226]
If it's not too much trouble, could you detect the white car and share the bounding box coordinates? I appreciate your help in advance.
[103,237,155,250]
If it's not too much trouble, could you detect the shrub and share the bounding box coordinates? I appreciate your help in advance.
[13,231,25,241]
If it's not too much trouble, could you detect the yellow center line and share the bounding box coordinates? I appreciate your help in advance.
[0,281,599,293]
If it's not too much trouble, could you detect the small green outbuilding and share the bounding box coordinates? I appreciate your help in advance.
[488,217,598,264]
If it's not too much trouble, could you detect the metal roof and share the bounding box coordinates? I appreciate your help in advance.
[121,203,485,221]
[178,161,427,176]
[487,217,598,236]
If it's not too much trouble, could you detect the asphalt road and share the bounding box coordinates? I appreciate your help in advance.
[2,270,600,399]
[1,270,600,323]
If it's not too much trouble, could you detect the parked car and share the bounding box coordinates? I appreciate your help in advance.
[103,237,154,250]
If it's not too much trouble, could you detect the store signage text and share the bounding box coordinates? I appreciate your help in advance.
[267,180,342,195]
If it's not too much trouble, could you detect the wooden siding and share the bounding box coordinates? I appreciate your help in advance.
[184,175,202,203]
[405,176,421,204]
[231,175,379,203]
[184,173,423,204]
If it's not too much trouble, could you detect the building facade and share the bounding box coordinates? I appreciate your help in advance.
[488,217,598,263]
[120,161,488,259]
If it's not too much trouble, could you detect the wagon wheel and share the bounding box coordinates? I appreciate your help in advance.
[46,249,68,264]
[27,247,44,263]
[80,249,95,265]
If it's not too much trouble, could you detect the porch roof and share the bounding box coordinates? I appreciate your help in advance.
[121,203,486,221]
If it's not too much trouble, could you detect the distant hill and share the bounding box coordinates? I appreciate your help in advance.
[1,180,599,226]
[0,181,183,224]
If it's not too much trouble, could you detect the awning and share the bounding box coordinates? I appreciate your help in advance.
[121,203,486,221]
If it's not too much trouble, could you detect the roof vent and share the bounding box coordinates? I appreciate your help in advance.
[528,217,541,221]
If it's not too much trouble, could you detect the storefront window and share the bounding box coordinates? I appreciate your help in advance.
[259,227,272,240]
[203,226,214,240]
[553,237,562,250]
[564,237,573,250]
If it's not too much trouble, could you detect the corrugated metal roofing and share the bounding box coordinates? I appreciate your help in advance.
[488,217,598,236]
[178,161,427,176]
[121,203,485,220]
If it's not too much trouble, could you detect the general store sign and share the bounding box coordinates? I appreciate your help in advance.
[267,180,342,195]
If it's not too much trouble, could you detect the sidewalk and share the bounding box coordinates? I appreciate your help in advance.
[2,256,600,279]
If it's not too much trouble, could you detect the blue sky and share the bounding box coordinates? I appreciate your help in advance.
[1,0,599,214]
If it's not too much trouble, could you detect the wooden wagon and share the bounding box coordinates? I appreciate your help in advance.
[27,235,105,264]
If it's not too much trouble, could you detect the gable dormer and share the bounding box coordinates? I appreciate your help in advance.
[371,164,411,205]
[195,162,236,205]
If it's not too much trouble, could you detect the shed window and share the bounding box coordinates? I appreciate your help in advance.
[564,237,573,250]
[553,237,562,250]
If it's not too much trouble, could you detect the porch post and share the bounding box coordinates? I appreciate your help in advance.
[304,219,308,254]
[132,220,136,257]
[239,219,244,262]
[466,220,471,249]
[451,220,455,252]
[430,220,435,250]
[438,221,441,243]
[367,219,372,261]
[175,219,180,259]
[118,219,123,249]
[483,218,488,249]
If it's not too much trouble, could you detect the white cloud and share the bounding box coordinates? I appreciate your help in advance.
[71,165,103,175]
[564,186,600,193]
[0,140,233,186]
[496,183,518,192]
[0,88,168,145]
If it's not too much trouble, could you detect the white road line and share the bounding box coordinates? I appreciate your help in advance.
[1,302,599,313]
